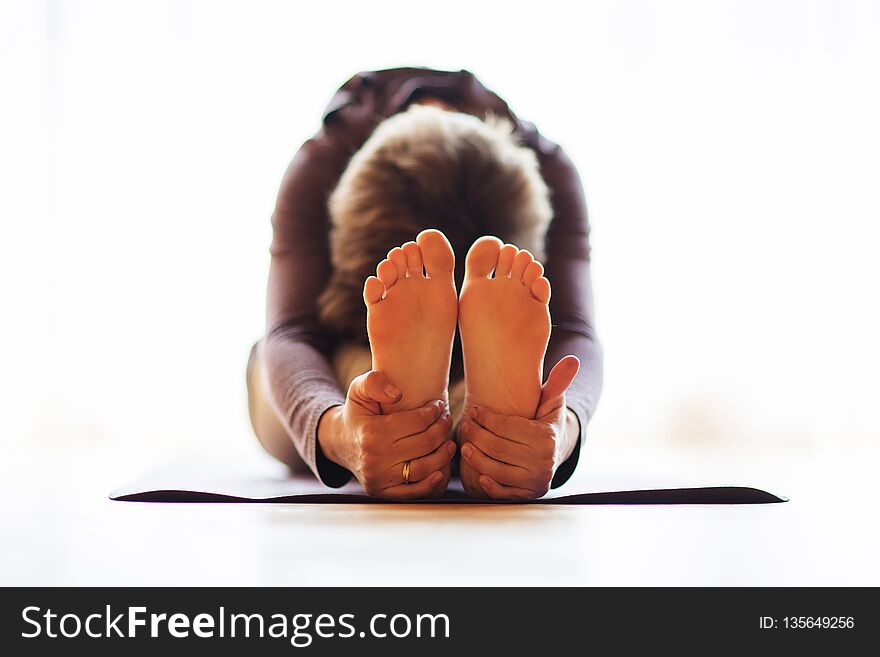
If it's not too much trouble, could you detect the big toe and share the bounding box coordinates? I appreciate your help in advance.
[465,236,502,279]
[417,229,455,278]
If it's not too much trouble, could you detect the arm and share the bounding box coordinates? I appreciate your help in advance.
[457,145,603,497]
[540,145,603,487]
[263,132,352,486]
[263,130,456,494]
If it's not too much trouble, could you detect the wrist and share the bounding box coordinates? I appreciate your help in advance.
[557,407,580,464]
[316,404,345,467]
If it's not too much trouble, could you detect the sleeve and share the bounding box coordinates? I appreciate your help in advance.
[262,129,353,487]
[538,145,604,488]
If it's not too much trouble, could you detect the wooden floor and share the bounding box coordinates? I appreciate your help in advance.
[2,441,877,586]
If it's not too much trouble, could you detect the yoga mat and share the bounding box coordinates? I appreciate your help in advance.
[110,460,787,505]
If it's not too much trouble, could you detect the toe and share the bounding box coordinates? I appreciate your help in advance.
[376,259,399,289]
[531,277,551,304]
[523,260,544,286]
[465,236,502,279]
[402,241,423,277]
[416,229,454,278]
[511,249,533,281]
[495,244,517,278]
[388,247,408,279]
[363,276,385,306]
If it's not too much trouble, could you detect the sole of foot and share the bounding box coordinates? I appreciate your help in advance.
[457,236,552,497]
[363,229,458,414]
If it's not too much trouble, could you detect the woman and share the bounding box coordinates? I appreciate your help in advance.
[247,67,602,500]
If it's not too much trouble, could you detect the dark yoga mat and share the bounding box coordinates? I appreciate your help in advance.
[110,461,787,505]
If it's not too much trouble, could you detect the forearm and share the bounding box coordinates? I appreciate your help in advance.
[538,142,602,452]
[559,407,580,462]
[315,405,346,468]
[547,328,603,435]
[262,333,349,485]
[546,329,602,488]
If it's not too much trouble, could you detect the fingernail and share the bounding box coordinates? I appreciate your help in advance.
[384,384,401,399]
[471,405,480,419]
[446,441,457,455]
[461,444,472,459]
[431,472,443,484]
[459,421,470,437]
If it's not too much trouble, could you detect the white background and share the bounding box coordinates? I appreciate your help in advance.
[2,0,879,463]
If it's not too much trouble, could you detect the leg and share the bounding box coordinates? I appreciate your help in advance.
[332,342,373,391]
[364,229,458,412]
[457,238,553,497]
[246,340,309,472]
[448,377,466,428]
[364,229,458,495]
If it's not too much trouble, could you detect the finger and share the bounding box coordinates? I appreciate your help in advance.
[537,355,580,417]
[459,419,528,464]
[353,370,403,405]
[380,471,444,500]
[470,406,534,445]
[402,441,456,483]
[460,442,529,487]
[393,412,453,460]
[371,440,454,490]
[479,475,537,501]
[373,400,446,440]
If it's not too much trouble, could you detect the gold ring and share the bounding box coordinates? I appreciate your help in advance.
[402,460,412,484]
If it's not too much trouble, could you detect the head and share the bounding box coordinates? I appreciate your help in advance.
[318,103,552,340]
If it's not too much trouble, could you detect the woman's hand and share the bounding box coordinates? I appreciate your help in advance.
[317,370,456,499]
[458,356,581,500]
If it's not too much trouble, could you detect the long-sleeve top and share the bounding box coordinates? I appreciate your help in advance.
[264,67,603,488]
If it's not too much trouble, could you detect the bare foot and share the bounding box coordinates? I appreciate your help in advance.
[457,236,552,497]
[363,229,458,413]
